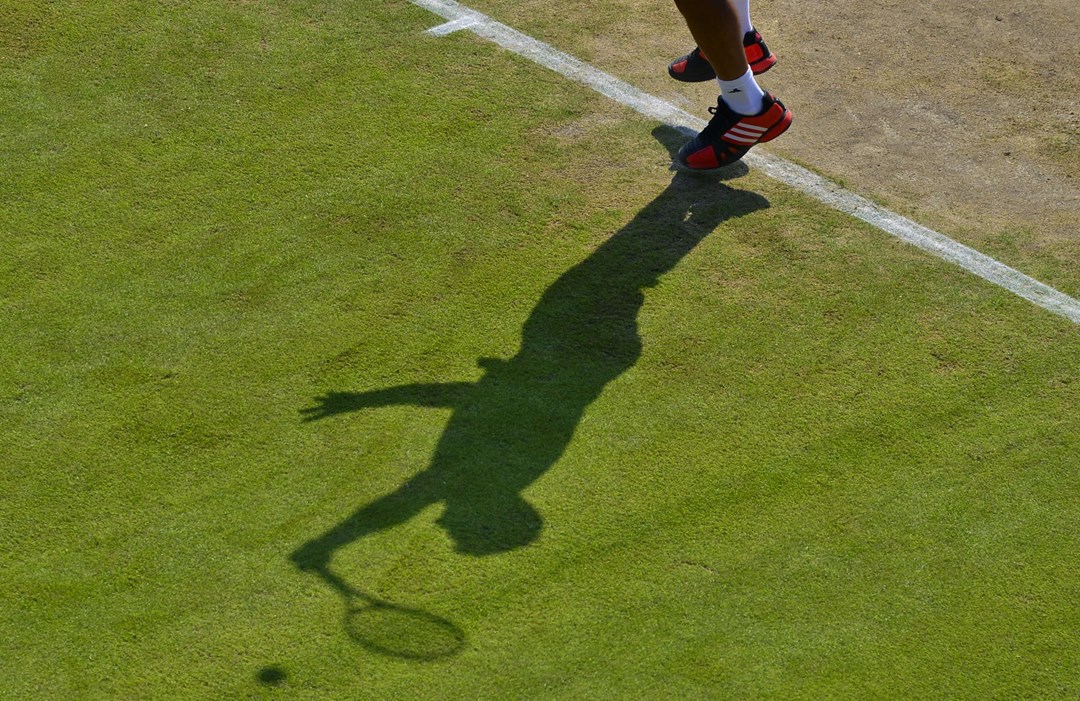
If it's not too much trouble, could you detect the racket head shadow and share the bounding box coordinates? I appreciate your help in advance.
[344,600,466,660]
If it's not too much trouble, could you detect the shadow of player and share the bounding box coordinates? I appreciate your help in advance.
[292,126,766,574]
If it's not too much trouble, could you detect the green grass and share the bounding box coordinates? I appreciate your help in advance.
[2,1,1078,699]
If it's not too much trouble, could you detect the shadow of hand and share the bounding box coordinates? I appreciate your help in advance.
[300,393,358,422]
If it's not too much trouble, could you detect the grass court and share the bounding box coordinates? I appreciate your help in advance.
[2,1,1078,698]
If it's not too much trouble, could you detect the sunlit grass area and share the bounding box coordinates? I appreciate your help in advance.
[2,1,1077,698]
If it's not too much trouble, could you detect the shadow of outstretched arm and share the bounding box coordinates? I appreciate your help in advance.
[300,383,474,422]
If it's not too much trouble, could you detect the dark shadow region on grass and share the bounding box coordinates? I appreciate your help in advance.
[290,126,766,659]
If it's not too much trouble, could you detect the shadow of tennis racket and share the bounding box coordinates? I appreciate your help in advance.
[313,566,466,661]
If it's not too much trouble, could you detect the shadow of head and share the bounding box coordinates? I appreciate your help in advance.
[651,124,751,181]
[437,494,543,555]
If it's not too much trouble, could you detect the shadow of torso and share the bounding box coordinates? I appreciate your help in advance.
[294,170,768,562]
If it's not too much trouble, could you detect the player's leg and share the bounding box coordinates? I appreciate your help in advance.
[674,0,746,80]
[672,0,792,169]
[668,0,776,81]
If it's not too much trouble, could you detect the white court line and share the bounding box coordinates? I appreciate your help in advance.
[410,0,1080,326]
[427,17,478,36]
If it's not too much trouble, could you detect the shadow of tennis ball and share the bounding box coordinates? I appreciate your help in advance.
[257,665,287,686]
[345,603,465,660]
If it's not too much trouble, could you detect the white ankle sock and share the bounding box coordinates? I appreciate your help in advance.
[734,0,753,36]
[718,67,765,115]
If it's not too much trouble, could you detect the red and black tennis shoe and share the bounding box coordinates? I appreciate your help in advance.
[667,30,777,82]
[742,29,777,75]
[667,47,716,83]
[677,93,792,170]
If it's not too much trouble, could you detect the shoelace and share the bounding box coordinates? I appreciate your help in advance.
[700,100,732,138]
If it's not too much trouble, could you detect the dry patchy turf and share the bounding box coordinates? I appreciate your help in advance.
[464,0,1080,298]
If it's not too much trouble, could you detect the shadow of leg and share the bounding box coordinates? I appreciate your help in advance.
[652,124,751,179]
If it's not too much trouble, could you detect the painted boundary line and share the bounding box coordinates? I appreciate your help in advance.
[416,0,1080,326]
